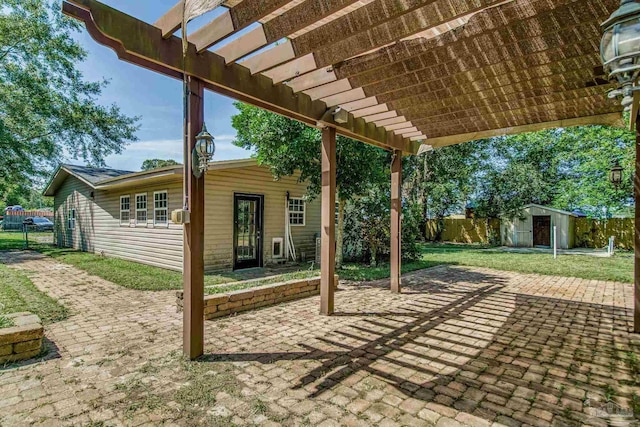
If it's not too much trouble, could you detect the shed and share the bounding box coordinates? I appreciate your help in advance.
[501,204,578,249]
[43,159,320,272]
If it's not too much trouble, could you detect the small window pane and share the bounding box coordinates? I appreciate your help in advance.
[288,198,305,226]
[154,192,168,225]
[120,196,131,225]
[136,194,147,223]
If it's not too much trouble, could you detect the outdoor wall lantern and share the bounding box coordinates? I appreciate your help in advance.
[601,0,640,110]
[192,123,215,178]
[610,159,624,187]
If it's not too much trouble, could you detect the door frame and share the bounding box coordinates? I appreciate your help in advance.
[232,193,264,270]
[532,215,551,247]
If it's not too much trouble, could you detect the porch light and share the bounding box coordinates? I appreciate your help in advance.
[192,123,215,177]
[609,159,624,187]
[600,0,640,109]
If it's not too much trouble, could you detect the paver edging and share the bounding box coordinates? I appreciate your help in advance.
[0,312,43,364]
[176,275,339,319]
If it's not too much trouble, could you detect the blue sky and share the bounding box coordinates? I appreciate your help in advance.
[71,0,254,171]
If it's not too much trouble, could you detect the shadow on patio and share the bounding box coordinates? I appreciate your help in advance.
[201,267,639,426]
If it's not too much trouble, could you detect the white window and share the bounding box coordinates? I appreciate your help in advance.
[154,191,168,225]
[120,195,131,225]
[288,198,305,226]
[67,209,76,230]
[135,193,147,224]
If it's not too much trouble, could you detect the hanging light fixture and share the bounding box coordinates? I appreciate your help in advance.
[609,159,624,187]
[601,0,640,109]
[192,123,215,177]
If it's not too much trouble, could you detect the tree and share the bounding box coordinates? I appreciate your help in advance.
[0,0,139,203]
[474,125,634,219]
[141,158,180,171]
[404,140,488,240]
[232,102,388,267]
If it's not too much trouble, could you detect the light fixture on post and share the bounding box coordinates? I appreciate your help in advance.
[610,159,624,187]
[192,123,215,178]
[601,0,640,110]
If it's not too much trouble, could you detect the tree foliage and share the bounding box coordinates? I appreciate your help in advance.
[0,0,139,202]
[141,158,180,171]
[232,102,387,200]
[474,126,634,218]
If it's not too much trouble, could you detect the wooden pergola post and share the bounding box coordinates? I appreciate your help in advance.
[390,150,402,293]
[183,77,205,359]
[635,113,640,333]
[320,126,336,315]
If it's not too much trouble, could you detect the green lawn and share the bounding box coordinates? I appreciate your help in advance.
[0,263,69,325]
[0,232,634,297]
[415,243,633,283]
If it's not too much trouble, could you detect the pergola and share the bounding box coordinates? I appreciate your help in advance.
[61,0,636,360]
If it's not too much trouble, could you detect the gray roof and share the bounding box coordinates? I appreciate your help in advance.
[61,164,133,185]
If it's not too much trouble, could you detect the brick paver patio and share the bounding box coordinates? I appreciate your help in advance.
[0,251,638,426]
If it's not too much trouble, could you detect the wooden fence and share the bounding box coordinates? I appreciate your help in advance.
[573,218,634,250]
[427,217,634,249]
[425,218,501,244]
[1,211,54,231]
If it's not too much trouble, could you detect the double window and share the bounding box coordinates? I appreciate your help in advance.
[154,191,168,225]
[135,193,147,224]
[67,209,76,230]
[120,195,131,225]
[288,198,305,226]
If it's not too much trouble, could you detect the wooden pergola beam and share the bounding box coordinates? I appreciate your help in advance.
[240,0,513,85]
[155,1,183,38]
[215,0,363,62]
[418,102,617,137]
[427,113,624,148]
[62,0,415,154]
[336,0,613,79]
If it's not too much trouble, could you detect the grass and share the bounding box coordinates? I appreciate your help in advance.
[415,243,633,283]
[204,269,320,295]
[0,263,69,324]
[0,314,14,328]
[0,231,634,297]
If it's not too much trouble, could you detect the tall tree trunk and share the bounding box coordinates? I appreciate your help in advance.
[336,198,346,269]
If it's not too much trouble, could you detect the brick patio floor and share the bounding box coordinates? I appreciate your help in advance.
[0,251,639,426]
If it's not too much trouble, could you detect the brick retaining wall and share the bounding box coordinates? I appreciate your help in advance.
[0,312,43,364]
[177,275,338,320]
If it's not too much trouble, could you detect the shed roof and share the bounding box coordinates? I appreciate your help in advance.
[63,0,625,153]
[522,204,579,217]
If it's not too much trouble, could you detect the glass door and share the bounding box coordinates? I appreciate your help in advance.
[233,194,263,269]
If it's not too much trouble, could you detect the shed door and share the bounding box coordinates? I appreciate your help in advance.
[532,215,551,247]
[233,194,264,270]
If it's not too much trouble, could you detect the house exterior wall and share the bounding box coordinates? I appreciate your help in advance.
[54,175,95,252]
[203,165,320,272]
[54,175,184,270]
[500,206,574,249]
[53,165,320,273]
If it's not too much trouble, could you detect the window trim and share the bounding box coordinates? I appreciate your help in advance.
[288,197,306,227]
[120,195,131,226]
[153,190,169,227]
[135,193,147,226]
[67,208,76,230]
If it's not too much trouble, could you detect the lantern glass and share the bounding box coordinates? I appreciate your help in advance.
[601,1,640,83]
[609,162,624,186]
[194,124,215,160]
[618,18,640,57]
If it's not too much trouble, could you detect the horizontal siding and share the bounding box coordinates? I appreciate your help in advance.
[53,176,95,251]
[93,180,184,271]
[54,176,184,271]
[204,165,320,272]
[53,164,320,273]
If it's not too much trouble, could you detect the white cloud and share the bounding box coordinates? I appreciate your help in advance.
[103,135,253,171]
